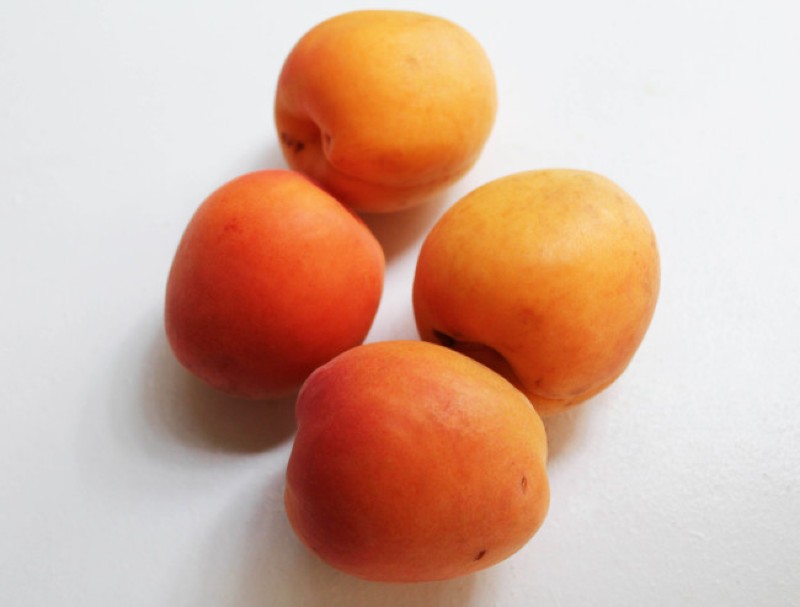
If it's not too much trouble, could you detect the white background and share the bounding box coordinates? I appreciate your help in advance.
[2,1,799,605]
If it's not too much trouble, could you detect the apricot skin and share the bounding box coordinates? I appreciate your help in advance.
[285,341,550,582]
[274,10,497,213]
[413,170,661,416]
[164,170,384,399]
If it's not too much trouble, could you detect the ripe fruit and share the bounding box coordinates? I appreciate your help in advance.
[274,10,497,213]
[285,340,550,582]
[164,170,384,399]
[413,169,660,416]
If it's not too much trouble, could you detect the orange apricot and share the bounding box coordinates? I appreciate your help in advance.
[285,341,550,582]
[164,170,384,399]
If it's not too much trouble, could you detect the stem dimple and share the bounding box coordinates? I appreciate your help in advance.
[432,330,456,348]
[429,331,526,396]
[279,131,305,153]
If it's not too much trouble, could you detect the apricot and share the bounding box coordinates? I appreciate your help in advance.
[284,340,550,582]
[274,10,497,213]
[164,170,384,399]
[413,169,660,416]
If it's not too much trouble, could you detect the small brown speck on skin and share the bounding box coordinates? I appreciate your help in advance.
[521,475,528,493]
[475,549,486,561]
[223,219,242,234]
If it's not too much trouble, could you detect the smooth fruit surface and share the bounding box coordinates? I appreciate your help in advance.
[164,170,384,399]
[275,10,497,213]
[413,169,660,416]
[285,340,550,582]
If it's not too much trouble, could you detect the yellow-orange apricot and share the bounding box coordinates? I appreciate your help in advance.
[275,10,497,213]
[413,169,660,416]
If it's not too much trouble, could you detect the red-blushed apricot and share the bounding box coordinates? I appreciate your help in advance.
[285,340,550,582]
[413,169,660,416]
[164,170,384,399]
[275,10,497,212]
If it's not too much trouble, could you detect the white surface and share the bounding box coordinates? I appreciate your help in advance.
[2,1,799,605]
